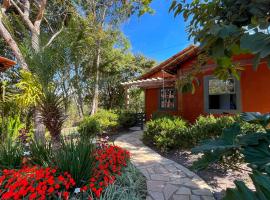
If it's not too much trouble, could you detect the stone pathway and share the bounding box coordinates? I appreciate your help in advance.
[114,129,215,200]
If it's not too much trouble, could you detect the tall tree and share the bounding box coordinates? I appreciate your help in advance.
[0,0,71,140]
[78,0,153,115]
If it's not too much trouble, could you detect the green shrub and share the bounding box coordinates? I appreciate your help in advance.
[189,115,235,144]
[118,110,137,128]
[93,109,119,132]
[78,116,101,138]
[78,109,120,137]
[143,116,189,151]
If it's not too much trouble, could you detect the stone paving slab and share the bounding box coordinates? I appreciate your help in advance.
[115,130,215,200]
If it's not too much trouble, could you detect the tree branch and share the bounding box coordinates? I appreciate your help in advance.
[33,0,47,31]
[42,26,64,49]
[10,0,36,32]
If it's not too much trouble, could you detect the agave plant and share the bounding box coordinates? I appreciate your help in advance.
[38,89,66,143]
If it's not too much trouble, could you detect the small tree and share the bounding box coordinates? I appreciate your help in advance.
[38,89,66,144]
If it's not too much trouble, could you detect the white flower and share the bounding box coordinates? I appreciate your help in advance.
[74,188,80,194]
[23,151,30,156]
[25,143,30,147]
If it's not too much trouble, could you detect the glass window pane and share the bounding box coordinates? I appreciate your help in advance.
[209,78,235,95]
[160,88,176,109]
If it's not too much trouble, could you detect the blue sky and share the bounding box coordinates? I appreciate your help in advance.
[122,0,192,63]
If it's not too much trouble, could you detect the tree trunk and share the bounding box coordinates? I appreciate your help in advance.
[33,108,45,143]
[0,19,28,70]
[31,28,46,141]
[91,40,101,115]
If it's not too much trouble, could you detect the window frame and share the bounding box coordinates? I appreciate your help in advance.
[203,75,242,114]
[159,87,177,111]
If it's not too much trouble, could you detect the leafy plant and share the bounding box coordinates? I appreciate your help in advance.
[38,89,66,143]
[50,139,96,187]
[29,139,53,167]
[190,115,235,143]
[78,109,120,137]
[0,138,23,169]
[223,118,270,199]
[143,116,189,151]
[190,112,270,199]
[78,116,101,138]
[93,109,119,133]
[5,115,25,140]
[118,110,137,128]
[192,123,244,170]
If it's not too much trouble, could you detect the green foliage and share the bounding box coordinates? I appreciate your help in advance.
[190,112,270,199]
[240,112,270,129]
[30,138,96,187]
[192,124,244,170]
[78,116,101,138]
[15,70,43,108]
[118,110,137,129]
[169,0,270,78]
[143,116,189,151]
[38,89,66,141]
[190,115,235,143]
[5,115,25,140]
[224,171,270,200]
[92,109,119,133]
[51,139,96,187]
[0,138,23,169]
[29,139,53,167]
[152,111,173,120]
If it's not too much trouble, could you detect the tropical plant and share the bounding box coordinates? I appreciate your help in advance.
[191,113,268,170]
[189,112,270,199]
[38,89,66,143]
[223,113,270,199]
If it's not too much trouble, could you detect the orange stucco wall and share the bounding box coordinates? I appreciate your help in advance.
[144,54,270,122]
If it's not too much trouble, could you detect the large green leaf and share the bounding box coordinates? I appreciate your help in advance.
[224,181,257,200]
[192,124,241,169]
[224,171,270,200]
[241,112,270,129]
[243,140,270,173]
[237,132,269,146]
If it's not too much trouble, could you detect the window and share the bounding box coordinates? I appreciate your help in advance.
[159,88,176,110]
[204,76,241,113]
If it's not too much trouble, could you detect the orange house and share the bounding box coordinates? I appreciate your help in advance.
[122,45,270,122]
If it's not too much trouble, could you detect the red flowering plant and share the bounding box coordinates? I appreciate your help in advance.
[78,137,131,199]
[0,166,76,200]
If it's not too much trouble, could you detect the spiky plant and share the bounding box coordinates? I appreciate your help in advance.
[38,90,66,144]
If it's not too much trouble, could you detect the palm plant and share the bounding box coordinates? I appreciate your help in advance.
[38,89,66,144]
